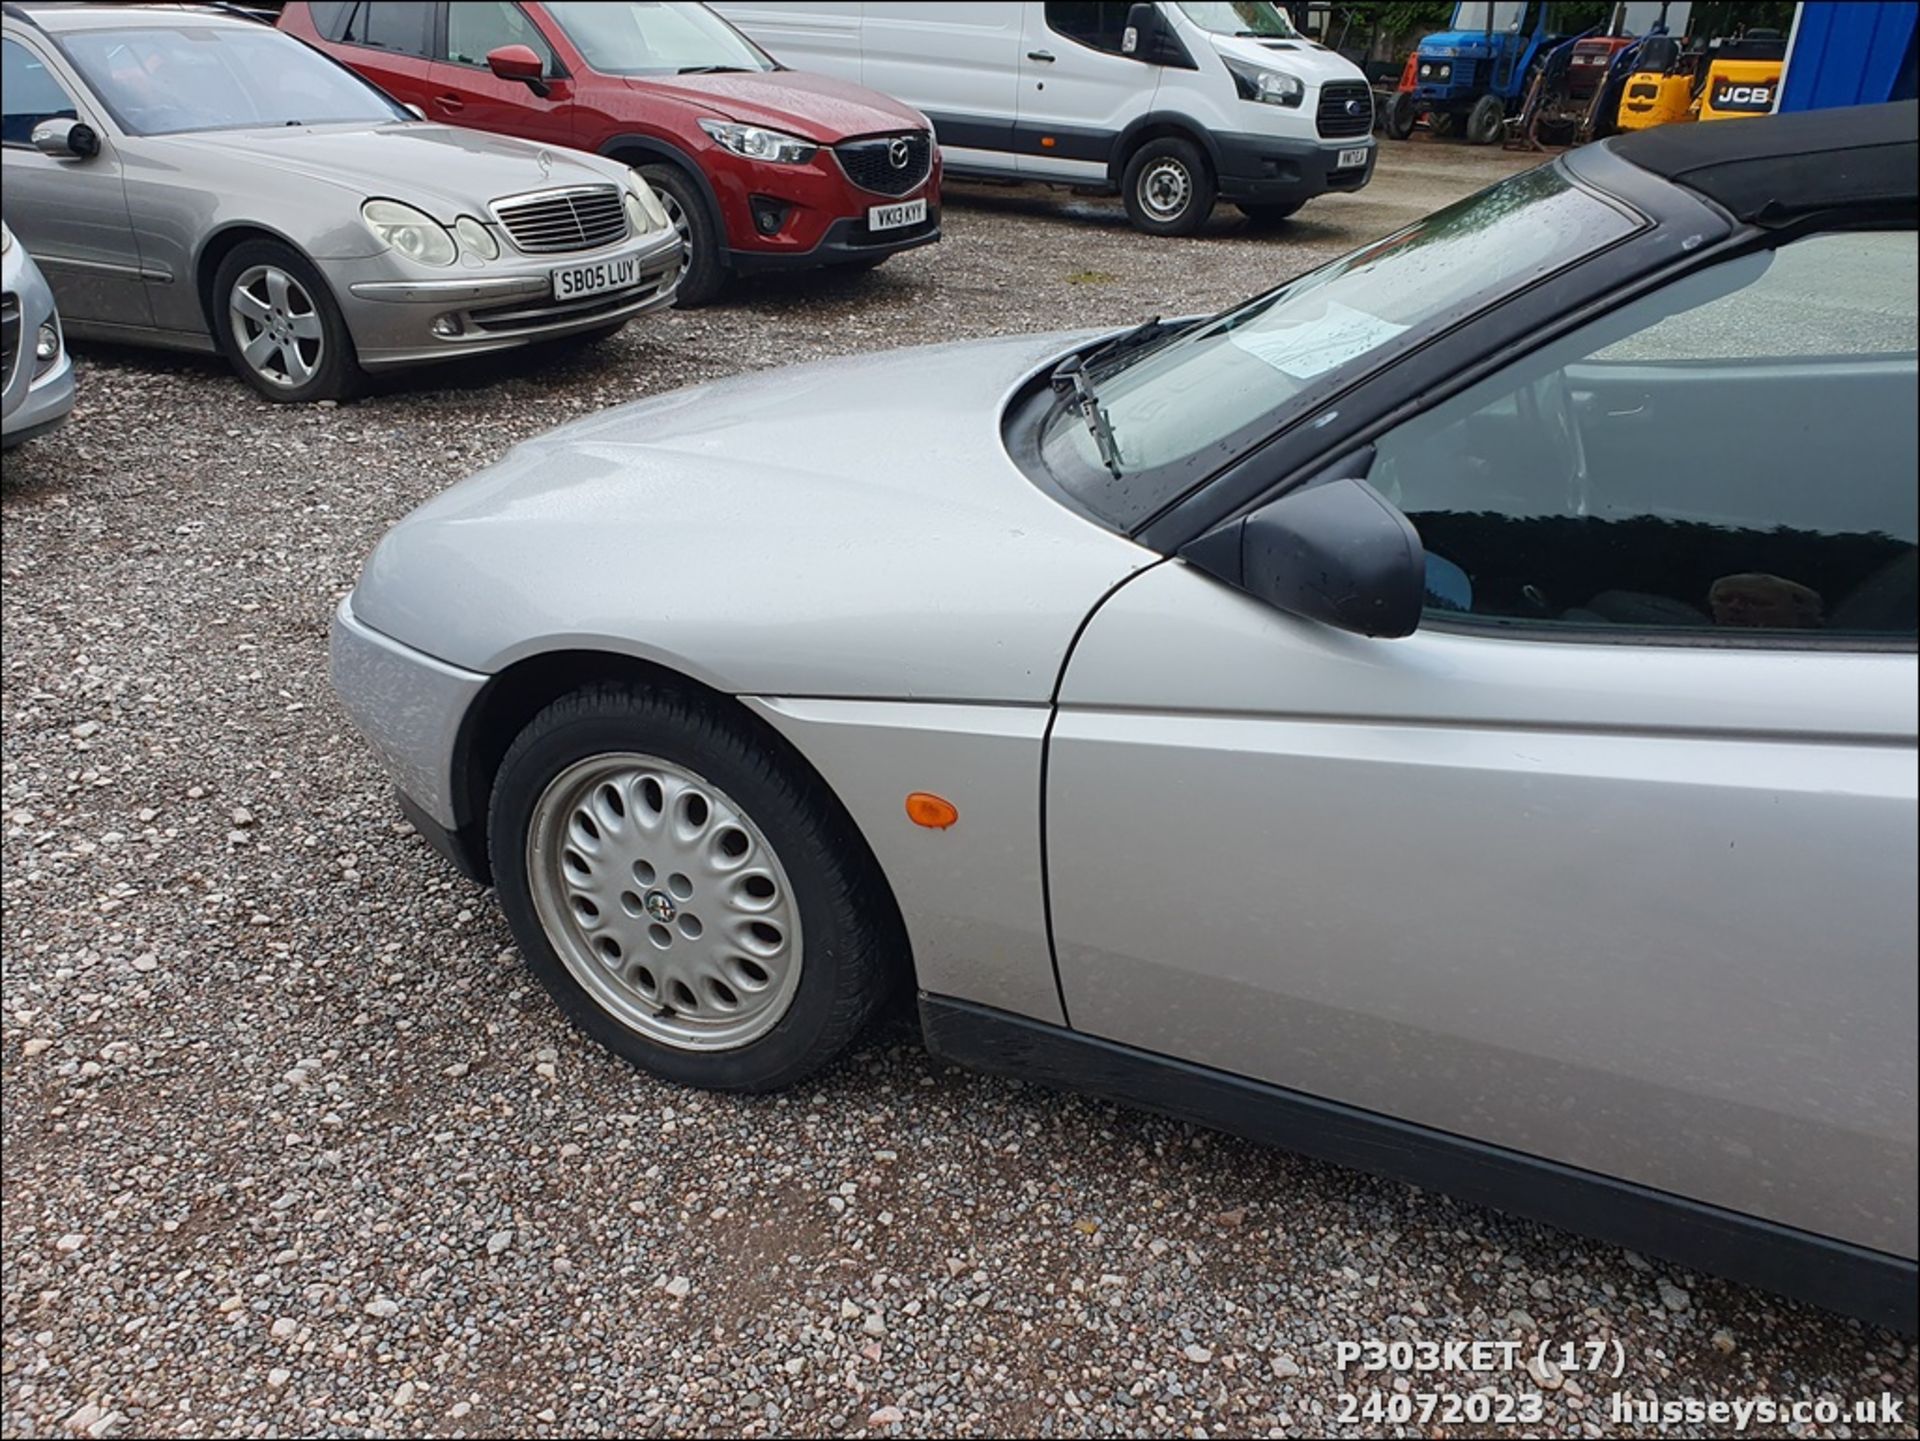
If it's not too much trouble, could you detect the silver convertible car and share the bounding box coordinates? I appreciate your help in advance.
[0,4,680,401]
[335,104,1918,1327]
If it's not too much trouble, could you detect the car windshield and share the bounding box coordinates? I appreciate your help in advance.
[58,24,409,136]
[1175,2,1302,38]
[1039,163,1640,531]
[544,2,775,75]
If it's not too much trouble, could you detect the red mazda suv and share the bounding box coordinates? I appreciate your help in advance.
[281,2,941,305]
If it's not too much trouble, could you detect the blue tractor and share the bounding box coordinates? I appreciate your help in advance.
[1386,2,1583,144]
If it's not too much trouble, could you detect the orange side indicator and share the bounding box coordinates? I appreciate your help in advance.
[1040,136,1056,148]
[905,792,959,829]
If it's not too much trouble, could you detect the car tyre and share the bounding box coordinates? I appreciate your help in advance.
[638,164,725,308]
[1236,200,1303,227]
[1466,92,1507,145]
[489,683,899,1092]
[213,239,362,403]
[555,320,628,348]
[1121,136,1215,237]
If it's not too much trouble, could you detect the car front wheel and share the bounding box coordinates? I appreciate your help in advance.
[213,239,362,403]
[489,683,898,1092]
[638,164,725,308]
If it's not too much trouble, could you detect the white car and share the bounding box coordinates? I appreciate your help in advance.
[714,0,1376,233]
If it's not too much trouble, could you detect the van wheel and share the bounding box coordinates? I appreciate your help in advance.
[1121,137,1214,237]
[1237,200,1302,227]
[638,164,724,307]
[1466,93,1506,145]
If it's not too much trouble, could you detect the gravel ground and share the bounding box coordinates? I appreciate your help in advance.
[3,140,1914,1440]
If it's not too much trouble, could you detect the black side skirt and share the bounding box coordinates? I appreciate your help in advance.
[919,994,1917,1332]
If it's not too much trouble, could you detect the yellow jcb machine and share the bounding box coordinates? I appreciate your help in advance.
[1616,27,1788,131]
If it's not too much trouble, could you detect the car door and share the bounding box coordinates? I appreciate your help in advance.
[0,33,151,327]
[430,1,574,145]
[859,2,1024,169]
[1017,2,1156,182]
[1046,228,1919,1257]
[327,1,441,108]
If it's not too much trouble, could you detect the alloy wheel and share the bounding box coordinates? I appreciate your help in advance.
[657,189,694,271]
[526,752,803,1051]
[229,265,324,389]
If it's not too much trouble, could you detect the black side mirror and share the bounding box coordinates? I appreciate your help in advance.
[31,118,98,161]
[1122,2,1191,64]
[1182,476,1426,638]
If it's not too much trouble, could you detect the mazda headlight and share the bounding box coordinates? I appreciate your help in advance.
[1224,57,1304,107]
[453,216,499,261]
[697,118,817,164]
[360,199,457,267]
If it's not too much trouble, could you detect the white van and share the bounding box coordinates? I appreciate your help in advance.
[710,2,1377,235]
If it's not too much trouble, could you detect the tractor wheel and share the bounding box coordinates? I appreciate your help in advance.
[1466,93,1507,144]
[1384,91,1418,140]
[1428,111,1456,138]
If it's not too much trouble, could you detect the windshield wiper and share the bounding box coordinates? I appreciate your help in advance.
[1049,353,1123,479]
[1081,314,1189,378]
[677,64,753,74]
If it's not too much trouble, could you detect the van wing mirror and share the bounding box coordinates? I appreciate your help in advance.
[1121,3,1192,66]
[1182,476,1426,638]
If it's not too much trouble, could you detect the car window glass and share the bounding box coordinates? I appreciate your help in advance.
[340,1,436,57]
[1039,163,1639,531]
[447,2,555,70]
[2,38,80,146]
[543,2,774,75]
[1045,2,1137,54]
[306,1,357,42]
[61,24,411,135]
[1371,230,1918,642]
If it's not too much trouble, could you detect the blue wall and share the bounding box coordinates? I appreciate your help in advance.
[1778,2,1919,111]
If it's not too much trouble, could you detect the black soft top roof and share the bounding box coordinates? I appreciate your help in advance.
[1607,100,1917,223]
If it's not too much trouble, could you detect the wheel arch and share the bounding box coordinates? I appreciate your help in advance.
[597,133,729,264]
[194,222,321,338]
[448,646,915,978]
[1108,112,1221,191]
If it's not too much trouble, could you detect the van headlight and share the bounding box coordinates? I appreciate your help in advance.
[1224,57,1305,107]
[697,118,817,164]
[361,199,457,267]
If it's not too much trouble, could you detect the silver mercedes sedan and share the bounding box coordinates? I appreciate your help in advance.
[333,103,1919,1327]
[0,5,680,402]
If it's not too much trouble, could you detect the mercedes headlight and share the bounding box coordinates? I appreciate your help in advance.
[1224,57,1305,107]
[697,118,817,164]
[626,174,671,232]
[453,216,499,261]
[360,199,457,267]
